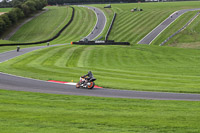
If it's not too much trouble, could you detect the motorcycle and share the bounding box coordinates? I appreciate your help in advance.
[76,77,96,89]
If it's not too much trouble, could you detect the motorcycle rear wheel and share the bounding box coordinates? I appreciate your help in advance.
[76,81,81,88]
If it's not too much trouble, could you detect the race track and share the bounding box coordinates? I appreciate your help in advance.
[0,7,200,101]
[138,8,200,45]
[81,6,106,40]
[0,45,200,101]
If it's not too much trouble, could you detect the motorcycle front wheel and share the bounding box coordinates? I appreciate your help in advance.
[87,82,95,89]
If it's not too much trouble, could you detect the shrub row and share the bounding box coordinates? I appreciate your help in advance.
[0,0,47,35]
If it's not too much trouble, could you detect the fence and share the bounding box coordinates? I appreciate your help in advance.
[105,13,116,41]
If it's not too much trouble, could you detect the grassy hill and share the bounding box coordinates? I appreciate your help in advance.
[9,6,96,44]
[9,6,73,43]
[1,44,200,93]
[0,6,96,53]
[100,1,200,45]
[50,6,96,44]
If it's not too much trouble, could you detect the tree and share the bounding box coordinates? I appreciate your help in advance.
[0,17,6,34]
[21,3,30,16]
[14,8,24,19]
[25,0,36,13]
[1,13,12,29]
[7,9,18,23]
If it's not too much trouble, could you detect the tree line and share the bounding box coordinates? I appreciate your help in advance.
[0,0,47,36]
[47,0,144,5]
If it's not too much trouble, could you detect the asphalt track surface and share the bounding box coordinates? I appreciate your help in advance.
[138,8,200,45]
[81,6,106,41]
[0,7,200,101]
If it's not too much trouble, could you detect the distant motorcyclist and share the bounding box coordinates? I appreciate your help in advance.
[81,71,93,86]
[17,46,20,52]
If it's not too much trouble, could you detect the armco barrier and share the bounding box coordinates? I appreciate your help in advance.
[72,40,130,45]
[160,12,200,46]
[105,13,116,41]
[0,7,75,47]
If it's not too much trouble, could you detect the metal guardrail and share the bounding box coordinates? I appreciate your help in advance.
[0,6,75,46]
[105,12,116,41]
[160,12,200,46]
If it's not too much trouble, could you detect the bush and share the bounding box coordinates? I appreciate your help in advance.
[1,14,12,28]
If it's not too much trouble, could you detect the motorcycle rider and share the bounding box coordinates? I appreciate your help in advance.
[81,71,93,87]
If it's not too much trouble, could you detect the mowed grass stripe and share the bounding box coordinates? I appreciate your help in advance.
[10,6,72,43]
[3,45,200,93]
[115,12,148,31]
[115,12,158,41]
[112,10,170,43]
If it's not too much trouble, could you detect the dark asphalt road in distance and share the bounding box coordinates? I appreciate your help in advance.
[81,6,106,41]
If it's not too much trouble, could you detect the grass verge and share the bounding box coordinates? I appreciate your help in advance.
[0,89,200,133]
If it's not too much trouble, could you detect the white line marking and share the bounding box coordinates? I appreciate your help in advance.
[64,83,77,85]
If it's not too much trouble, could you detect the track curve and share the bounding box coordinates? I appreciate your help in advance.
[81,6,106,41]
[0,45,200,101]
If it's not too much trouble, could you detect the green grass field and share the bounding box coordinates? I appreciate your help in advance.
[0,89,200,133]
[0,8,11,12]
[1,44,200,93]
[1,2,200,132]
